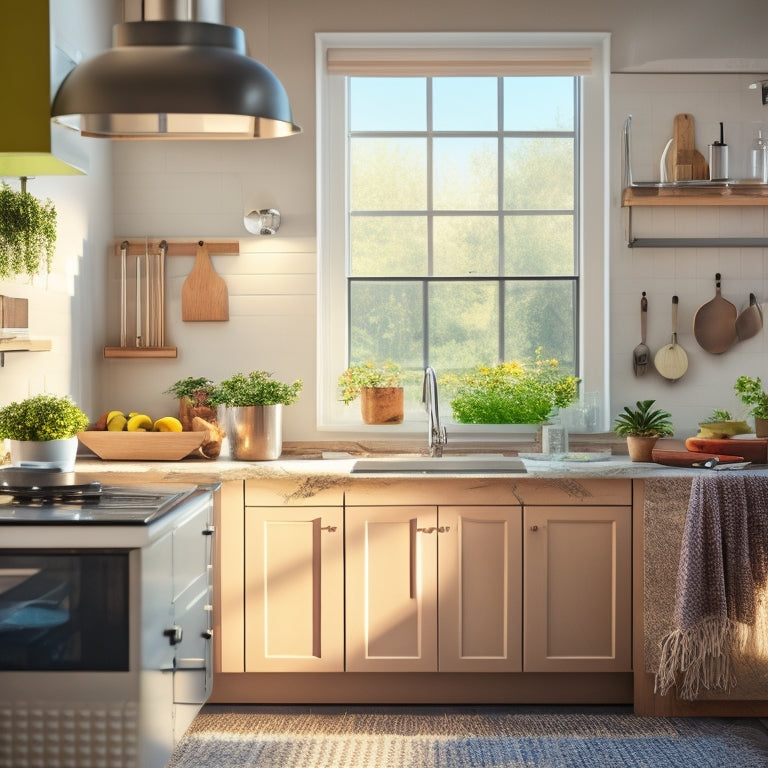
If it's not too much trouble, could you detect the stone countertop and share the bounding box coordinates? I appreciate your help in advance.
[70,453,768,483]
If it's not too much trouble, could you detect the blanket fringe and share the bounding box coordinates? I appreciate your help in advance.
[655,615,739,700]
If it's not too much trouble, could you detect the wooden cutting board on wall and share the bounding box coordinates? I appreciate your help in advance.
[0,296,28,330]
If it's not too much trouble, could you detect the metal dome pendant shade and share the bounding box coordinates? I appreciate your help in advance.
[51,3,300,140]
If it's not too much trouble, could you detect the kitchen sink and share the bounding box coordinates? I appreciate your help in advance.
[350,455,527,474]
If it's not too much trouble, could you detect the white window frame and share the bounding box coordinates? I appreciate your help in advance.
[316,31,610,435]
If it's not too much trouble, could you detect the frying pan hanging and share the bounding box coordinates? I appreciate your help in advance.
[654,295,688,382]
[693,273,737,354]
[735,293,763,341]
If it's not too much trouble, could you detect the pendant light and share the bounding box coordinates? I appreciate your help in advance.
[51,0,301,140]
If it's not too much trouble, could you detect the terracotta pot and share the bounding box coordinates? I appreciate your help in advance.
[756,417,768,438]
[178,399,218,431]
[626,435,658,462]
[360,387,404,425]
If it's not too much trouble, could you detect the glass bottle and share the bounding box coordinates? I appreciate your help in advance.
[748,129,768,183]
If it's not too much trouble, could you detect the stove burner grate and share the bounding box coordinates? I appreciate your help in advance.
[10,483,104,506]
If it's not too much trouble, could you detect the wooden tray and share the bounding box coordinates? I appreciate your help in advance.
[77,431,205,461]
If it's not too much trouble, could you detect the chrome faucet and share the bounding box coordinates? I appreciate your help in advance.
[423,366,447,457]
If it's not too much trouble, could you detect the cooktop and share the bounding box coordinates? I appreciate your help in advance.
[0,468,197,524]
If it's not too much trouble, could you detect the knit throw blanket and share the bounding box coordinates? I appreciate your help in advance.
[656,474,768,700]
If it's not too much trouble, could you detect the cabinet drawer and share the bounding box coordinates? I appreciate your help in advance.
[512,479,631,506]
[245,478,344,506]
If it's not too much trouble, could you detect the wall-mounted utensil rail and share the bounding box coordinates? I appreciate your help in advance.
[104,238,239,359]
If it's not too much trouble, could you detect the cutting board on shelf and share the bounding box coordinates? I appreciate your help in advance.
[672,113,708,181]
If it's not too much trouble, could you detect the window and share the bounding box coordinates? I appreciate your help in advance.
[317,33,609,432]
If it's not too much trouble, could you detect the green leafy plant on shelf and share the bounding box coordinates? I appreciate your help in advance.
[613,399,674,438]
[0,181,57,280]
[0,394,89,441]
[337,361,403,405]
[734,376,768,420]
[442,351,579,425]
[209,370,303,408]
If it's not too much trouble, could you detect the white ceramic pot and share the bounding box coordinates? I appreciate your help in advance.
[10,436,79,472]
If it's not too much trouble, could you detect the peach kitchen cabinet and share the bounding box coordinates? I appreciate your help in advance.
[216,479,345,674]
[345,504,523,673]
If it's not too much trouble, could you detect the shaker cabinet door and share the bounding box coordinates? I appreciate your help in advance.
[523,506,631,673]
[345,506,438,672]
[244,507,344,672]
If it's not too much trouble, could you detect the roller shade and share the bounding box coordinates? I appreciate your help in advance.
[326,47,594,77]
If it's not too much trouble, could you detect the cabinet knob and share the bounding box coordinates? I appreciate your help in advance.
[530,525,539,532]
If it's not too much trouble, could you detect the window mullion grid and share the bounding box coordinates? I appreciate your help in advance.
[497,76,505,362]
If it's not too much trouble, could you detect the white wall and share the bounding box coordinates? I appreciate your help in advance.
[101,0,768,440]
[7,0,768,440]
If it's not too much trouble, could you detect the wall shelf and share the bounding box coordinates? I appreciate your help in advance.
[622,185,768,248]
[0,338,52,367]
[104,346,178,359]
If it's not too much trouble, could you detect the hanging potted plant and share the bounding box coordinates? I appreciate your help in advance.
[338,361,404,424]
[209,370,302,460]
[734,376,768,437]
[0,179,57,280]
[613,399,674,462]
[0,394,89,471]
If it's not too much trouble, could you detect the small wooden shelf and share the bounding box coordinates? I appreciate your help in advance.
[0,338,52,366]
[104,346,178,359]
[622,184,768,248]
[622,184,768,207]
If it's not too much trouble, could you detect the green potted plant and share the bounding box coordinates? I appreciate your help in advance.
[443,352,579,425]
[0,180,57,280]
[734,376,768,437]
[0,393,89,471]
[338,361,404,424]
[613,399,674,462]
[209,370,302,460]
[164,376,218,431]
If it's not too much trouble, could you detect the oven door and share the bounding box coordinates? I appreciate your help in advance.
[0,550,130,671]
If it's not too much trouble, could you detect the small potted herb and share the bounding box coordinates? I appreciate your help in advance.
[210,371,303,460]
[734,376,768,436]
[338,361,404,424]
[613,399,673,462]
[0,394,89,471]
[164,376,218,430]
[0,181,57,280]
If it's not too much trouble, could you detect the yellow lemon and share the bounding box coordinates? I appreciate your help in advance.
[153,416,183,433]
[106,412,127,431]
[126,413,153,432]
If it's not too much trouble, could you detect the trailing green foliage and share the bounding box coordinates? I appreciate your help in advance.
[734,376,768,420]
[444,353,579,424]
[0,394,89,441]
[209,371,303,408]
[613,399,673,438]
[337,361,403,405]
[0,183,57,279]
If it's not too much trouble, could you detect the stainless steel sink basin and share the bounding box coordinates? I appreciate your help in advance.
[350,455,527,474]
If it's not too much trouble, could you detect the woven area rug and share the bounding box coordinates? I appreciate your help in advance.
[166,705,768,767]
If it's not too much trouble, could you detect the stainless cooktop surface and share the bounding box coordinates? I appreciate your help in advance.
[0,469,197,524]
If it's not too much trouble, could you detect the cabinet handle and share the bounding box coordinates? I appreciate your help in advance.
[530,525,539,532]
[163,625,183,646]
[321,525,338,533]
[438,526,450,533]
[417,526,436,534]
[202,525,215,536]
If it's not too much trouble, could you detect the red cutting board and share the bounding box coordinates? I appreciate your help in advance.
[652,449,745,467]
[685,437,768,464]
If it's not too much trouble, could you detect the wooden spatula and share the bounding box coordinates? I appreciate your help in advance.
[181,240,229,322]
